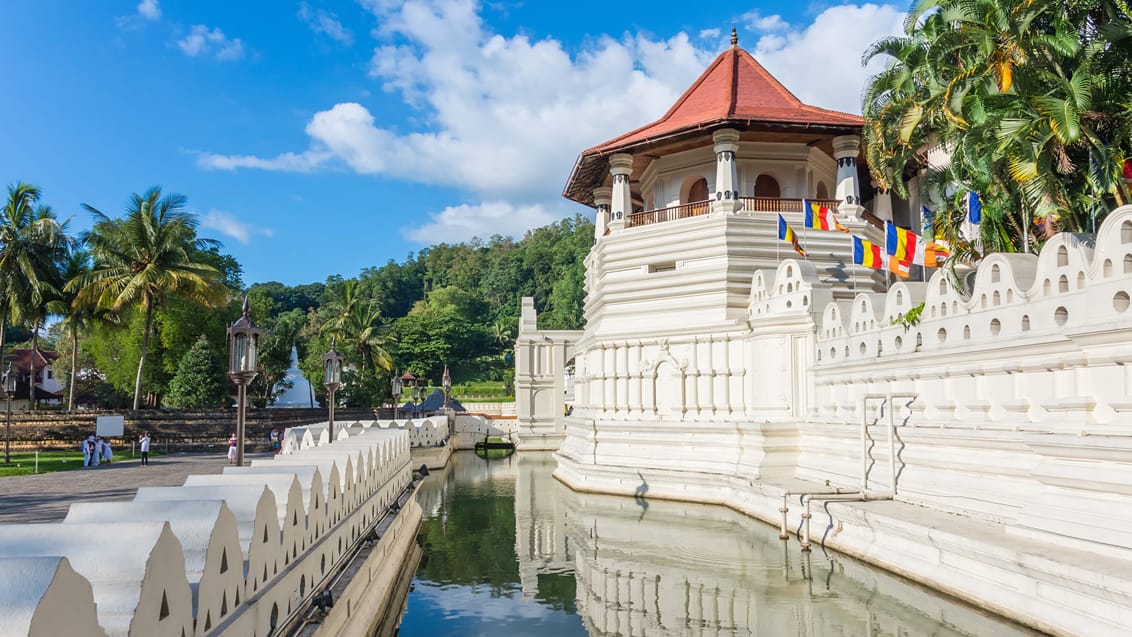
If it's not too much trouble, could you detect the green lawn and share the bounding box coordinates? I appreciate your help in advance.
[0,449,165,477]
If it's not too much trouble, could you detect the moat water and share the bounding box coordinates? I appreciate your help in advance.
[392,451,1043,636]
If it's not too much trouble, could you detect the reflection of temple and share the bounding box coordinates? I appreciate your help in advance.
[553,486,1036,637]
[513,453,574,600]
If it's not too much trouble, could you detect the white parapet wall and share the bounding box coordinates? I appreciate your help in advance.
[546,204,1132,636]
[0,427,417,636]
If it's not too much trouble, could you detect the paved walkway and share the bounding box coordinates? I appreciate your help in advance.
[0,452,271,525]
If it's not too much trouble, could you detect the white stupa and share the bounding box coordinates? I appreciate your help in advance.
[272,346,316,408]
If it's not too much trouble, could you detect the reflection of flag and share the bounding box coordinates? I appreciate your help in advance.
[778,214,806,256]
[803,199,847,232]
[967,191,982,224]
[852,236,884,269]
[885,222,921,263]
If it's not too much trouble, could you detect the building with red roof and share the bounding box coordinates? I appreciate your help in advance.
[4,347,64,408]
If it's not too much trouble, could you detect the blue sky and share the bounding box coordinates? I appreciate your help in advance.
[1,1,904,286]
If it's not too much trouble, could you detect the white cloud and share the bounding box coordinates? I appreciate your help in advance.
[196,149,332,172]
[177,25,246,61]
[137,0,161,20]
[299,3,354,45]
[201,210,273,244]
[750,4,905,113]
[741,11,789,33]
[115,0,161,29]
[698,28,721,40]
[198,1,905,243]
[402,201,559,244]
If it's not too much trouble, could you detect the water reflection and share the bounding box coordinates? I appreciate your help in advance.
[396,452,1042,637]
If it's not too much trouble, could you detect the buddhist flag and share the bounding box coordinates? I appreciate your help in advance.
[803,199,847,232]
[852,236,884,269]
[885,221,922,264]
[924,241,950,267]
[888,256,911,278]
[778,214,806,257]
[967,191,982,224]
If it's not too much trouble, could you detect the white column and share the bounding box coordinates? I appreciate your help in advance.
[833,135,864,220]
[712,128,742,213]
[872,183,893,222]
[609,153,633,231]
[593,186,611,241]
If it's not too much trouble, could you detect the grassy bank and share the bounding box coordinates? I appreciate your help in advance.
[0,449,166,477]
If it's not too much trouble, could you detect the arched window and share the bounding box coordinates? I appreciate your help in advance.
[688,178,709,202]
[754,175,781,198]
[816,182,829,199]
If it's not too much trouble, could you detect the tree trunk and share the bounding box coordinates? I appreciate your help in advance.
[0,311,7,383]
[69,326,78,412]
[29,322,38,412]
[133,301,154,411]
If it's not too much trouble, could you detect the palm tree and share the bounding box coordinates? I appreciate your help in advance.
[862,0,1132,261]
[52,248,97,411]
[322,280,393,374]
[70,187,228,410]
[0,183,68,409]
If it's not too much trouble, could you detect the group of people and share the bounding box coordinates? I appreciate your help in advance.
[79,432,152,467]
[80,435,112,467]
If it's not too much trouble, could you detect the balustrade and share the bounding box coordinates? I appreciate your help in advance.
[625,197,842,229]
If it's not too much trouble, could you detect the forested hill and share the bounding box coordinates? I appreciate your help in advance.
[247,213,593,407]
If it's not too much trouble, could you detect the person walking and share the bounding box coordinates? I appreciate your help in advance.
[139,432,151,466]
[102,438,113,464]
[81,436,91,468]
[227,434,238,465]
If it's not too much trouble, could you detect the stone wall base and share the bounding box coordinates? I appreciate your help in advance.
[554,453,1132,637]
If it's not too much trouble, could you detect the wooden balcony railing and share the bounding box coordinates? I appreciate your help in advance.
[625,197,842,229]
[626,200,711,228]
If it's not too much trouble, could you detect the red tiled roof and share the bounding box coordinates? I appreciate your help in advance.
[5,348,59,372]
[590,46,862,154]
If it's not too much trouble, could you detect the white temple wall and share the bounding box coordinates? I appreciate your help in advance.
[548,205,1132,634]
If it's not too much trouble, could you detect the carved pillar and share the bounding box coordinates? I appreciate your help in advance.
[603,344,616,416]
[704,337,716,417]
[628,341,642,415]
[593,186,612,241]
[686,338,699,417]
[609,154,633,231]
[833,135,864,220]
[615,343,629,417]
[712,128,742,213]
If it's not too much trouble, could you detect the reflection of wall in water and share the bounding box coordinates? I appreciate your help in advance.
[514,453,574,600]
[553,490,1038,637]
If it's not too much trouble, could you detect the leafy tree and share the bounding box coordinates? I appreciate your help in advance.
[165,336,228,408]
[863,0,1132,261]
[0,182,70,410]
[71,187,229,409]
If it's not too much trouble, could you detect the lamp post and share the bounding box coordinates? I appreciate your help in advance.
[442,364,451,411]
[323,340,343,441]
[2,363,13,465]
[227,296,262,467]
[391,372,403,420]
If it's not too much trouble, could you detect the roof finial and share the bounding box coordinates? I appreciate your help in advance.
[241,294,250,318]
[730,21,738,48]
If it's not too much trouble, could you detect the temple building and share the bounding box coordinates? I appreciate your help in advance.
[514,32,1132,637]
